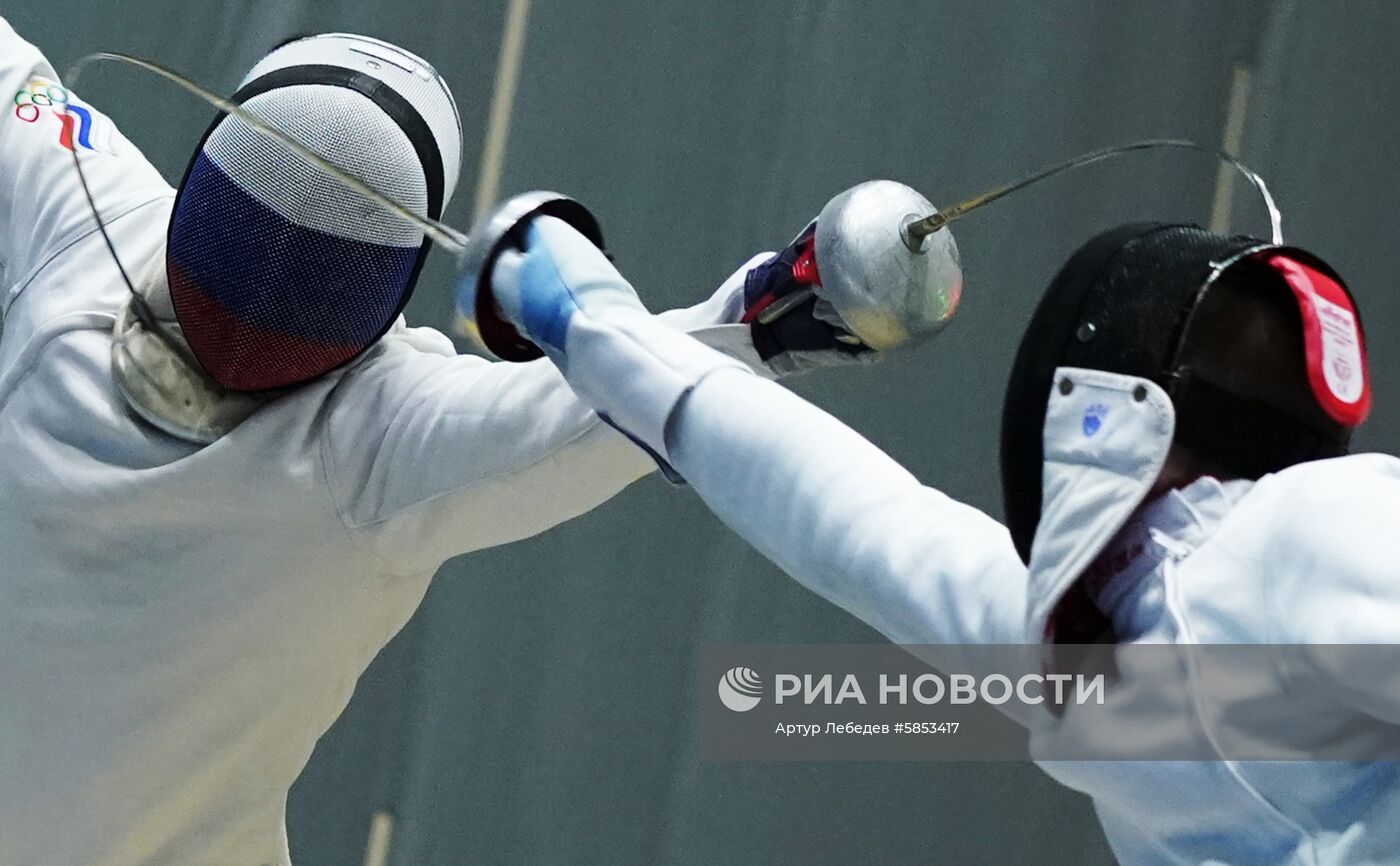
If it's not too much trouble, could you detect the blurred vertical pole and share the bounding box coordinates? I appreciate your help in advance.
[391,7,536,859]
[1225,0,1296,236]
[1209,63,1253,234]
[362,812,394,866]
[473,0,532,221]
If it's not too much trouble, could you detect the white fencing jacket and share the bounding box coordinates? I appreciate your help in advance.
[552,295,1400,864]
[0,19,771,866]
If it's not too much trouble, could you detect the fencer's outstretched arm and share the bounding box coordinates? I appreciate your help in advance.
[491,217,1030,646]
[322,255,776,576]
[665,366,1028,645]
[0,16,793,580]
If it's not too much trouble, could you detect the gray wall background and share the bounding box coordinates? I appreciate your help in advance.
[11,1,1399,863]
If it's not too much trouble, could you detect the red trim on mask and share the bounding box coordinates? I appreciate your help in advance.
[1263,253,1371,427]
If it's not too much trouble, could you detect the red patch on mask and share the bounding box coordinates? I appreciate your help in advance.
[1263,253,1371,427]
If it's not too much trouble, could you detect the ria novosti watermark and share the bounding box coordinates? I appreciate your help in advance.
[719,666,1104,711]
[700,644,1400,761]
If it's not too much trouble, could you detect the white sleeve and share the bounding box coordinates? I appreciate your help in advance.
[325,347,659,575]
[668,368,1028,646]
[544,302,1029,647]
[0,16,172,290]
[323,260,774,575]
[1263,456,1400,726]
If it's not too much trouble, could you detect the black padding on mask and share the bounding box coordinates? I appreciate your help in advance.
[1057,227,1256,379]
[1170,375,1348,479]
[1169,247,1358,474]
[1001,223,1363,566]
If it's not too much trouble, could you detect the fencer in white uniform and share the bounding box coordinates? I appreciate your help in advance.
[491,215,1400,865]
[0,21,865,866]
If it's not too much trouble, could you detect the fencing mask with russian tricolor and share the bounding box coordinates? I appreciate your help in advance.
[166,33,462,391]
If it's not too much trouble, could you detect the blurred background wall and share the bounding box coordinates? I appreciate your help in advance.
[9,0,1398,862]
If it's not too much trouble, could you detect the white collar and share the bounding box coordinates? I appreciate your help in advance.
[1085,477,1254,627]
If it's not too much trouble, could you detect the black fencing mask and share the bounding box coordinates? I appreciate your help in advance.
[1000,223,1371,563]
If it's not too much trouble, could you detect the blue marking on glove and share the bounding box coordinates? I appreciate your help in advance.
[515,224,581,354]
